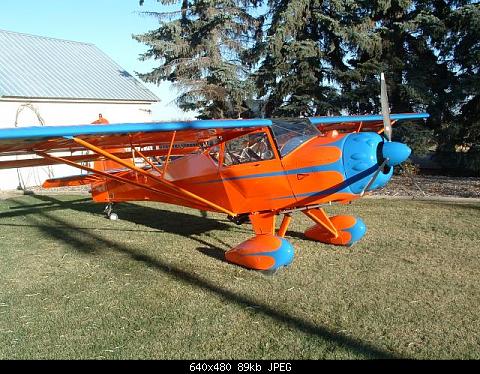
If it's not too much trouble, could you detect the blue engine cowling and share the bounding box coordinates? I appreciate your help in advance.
[342,133,411,194]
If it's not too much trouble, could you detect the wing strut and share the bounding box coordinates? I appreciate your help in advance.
[70,137,237,217]
[163,131,176,175]
[133,147,164,175]
[35,151,212,210]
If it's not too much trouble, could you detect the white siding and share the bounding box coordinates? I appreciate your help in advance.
[0,100,154,190]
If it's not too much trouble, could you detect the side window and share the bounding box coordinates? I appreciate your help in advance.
[223,132,275,167]
[208,145,221,164]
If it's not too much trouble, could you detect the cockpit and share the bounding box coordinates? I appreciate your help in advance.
[208,118,320,166]
[222,132,275,166]
[270,119,320,157]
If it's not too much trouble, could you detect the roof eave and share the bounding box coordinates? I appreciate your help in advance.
[0,96,159,104]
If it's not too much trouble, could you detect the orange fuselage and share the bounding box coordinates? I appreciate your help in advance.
[89,130,360,214]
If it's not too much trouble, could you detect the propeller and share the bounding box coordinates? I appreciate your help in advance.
[360,158,389,196]
[380,72,392,142]
[360,72,411,195]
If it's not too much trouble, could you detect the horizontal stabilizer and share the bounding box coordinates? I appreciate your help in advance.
[43,174,98,188]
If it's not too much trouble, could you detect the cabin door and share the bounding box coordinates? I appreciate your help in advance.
[219,130,293,211]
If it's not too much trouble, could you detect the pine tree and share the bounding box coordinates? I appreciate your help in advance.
[136,1,480,174]
[329,1,460,159]
[336,0,478,172]
[135,0,262,119]
[251,0,354,117]
[435,1,480,173]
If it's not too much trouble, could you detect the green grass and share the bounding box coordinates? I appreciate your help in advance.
[0,193,479,359]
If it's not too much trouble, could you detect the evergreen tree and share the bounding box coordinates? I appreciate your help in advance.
[436,1,480,173]
[135,0,261,119]
[335,1,463,158]
[136,1,480,174]
[338,1,455,118]
[251,0,353,117]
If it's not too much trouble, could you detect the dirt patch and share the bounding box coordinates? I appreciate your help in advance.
[371,175,480,199]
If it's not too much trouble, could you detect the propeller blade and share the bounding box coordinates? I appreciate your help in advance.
[360,158,389,196]
[380,72,392,142]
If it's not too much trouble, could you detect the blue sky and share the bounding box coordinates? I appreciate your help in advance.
[0,0,194,119]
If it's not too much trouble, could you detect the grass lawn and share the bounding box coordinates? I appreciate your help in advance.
[0,193,479,359]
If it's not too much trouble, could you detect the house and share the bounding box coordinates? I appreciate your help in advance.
[0,29,159,190]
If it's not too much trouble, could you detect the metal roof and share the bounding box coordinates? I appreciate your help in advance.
[0,29,159,102]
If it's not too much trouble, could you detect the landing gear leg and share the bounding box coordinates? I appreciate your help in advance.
[303,208,366,246]
[104,203,118,220]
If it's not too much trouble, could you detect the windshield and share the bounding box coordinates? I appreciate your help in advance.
[270,119,319,157]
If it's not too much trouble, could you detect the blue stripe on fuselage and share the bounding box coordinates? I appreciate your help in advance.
[199,163,342,184]
[271,164,379,200]
[198,136,347,184]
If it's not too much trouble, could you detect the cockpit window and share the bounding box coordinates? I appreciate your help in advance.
[223,132,275,166]
[208,145,220,164]
[271,119,319,157]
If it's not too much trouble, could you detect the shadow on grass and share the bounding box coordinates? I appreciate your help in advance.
[197,247,229,263]
[5,194,402,359]
[0,196,94,218]
[32,194,244,255]
[283,230,309,241]
[433,202,480,212]
[3,194,241,249]
[0,222,177,233]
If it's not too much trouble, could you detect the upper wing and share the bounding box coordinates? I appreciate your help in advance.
[309,113,429,133]
[0,113,429,169]
[0,119,270,169]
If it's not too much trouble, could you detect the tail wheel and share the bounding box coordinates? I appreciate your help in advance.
[103,203,118,220]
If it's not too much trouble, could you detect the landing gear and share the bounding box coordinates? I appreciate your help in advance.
[109,212,119,221]
[103,203,118,220]
[227,213,250,225]
[225,212,294,271]
[303,209,366,246]
[223,208,368,271]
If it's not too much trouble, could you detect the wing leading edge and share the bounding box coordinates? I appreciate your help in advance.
[0,113,428,169]
[0,118,270,157]
[309,113,430,133]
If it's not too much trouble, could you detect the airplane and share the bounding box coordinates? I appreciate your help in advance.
[0,74,429,271]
